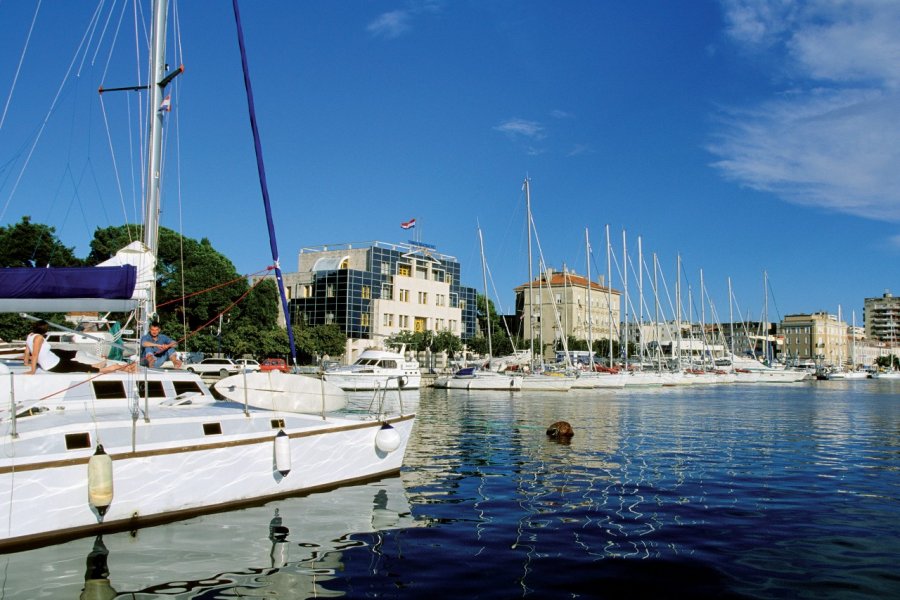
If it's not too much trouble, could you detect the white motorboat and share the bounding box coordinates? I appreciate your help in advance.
[324,347,422,391]
[0,0,415,552]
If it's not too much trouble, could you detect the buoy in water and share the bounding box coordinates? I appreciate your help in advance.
[274,430,291,476]
[546,421,574,439]
[88,444,114,517]
[374,423,401,453]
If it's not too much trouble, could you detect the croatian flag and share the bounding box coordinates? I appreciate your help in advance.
[158,95,171,112]
[400,218,416,230]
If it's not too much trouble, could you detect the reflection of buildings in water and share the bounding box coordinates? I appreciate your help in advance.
[0,477,417,599]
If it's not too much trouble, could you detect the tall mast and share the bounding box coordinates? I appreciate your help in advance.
[654,253,661,371]
[478,225,492,360]
[622,229,628,371]
[606,224,613,367]
[585,228,593,369]
[676,254,682,367]
[143,0,169,264]
[525,178,535,367]
[638,235,644,364]
[728,276,735,367]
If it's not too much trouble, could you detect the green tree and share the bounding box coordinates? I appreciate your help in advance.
[432,330,463,356]
[293,324,346,364]
[0,217,80,341]
[88,225,259,351]
[0,216,81,268]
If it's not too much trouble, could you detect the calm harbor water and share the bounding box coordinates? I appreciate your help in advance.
[1,379,898,599]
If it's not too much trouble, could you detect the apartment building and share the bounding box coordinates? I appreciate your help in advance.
[513,267,621,352]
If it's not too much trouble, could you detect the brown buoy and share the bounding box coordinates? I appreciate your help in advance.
[546,421,574,438]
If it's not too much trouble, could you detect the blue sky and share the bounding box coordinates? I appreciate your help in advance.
[1,1,898,325]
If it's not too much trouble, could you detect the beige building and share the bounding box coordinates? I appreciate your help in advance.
[780,312,848,367]
[514,268,621,352]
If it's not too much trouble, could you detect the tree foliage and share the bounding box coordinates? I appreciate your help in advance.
[0,217,79,341]
[0,216,81,268]
[87,224,281,354]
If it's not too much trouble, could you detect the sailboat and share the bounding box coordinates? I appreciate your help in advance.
[0,0,414,552]
[570,228,625,389]
[827,308,870,380]
[433,226,523,391]
[518,178,574,392]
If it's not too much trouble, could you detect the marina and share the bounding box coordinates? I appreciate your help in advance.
[1,380,897,599]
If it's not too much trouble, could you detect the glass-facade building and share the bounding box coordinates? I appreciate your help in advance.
[284,241,477,345]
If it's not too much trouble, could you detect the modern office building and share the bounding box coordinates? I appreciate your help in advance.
[864,291,900,342]
[276,240,477,361]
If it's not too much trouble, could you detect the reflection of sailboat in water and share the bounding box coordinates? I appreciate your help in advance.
[0,477,417,599]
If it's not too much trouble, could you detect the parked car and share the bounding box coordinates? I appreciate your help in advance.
[234,358,261,372]
[260,358,290,373]
[184,358,240,378]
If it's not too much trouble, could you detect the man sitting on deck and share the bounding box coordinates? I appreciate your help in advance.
[140,322,183,369]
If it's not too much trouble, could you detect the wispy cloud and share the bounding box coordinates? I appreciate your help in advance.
[494,118,545,140]
[711,0,900,222]
[367,2,443,39]
[367,10,412,39]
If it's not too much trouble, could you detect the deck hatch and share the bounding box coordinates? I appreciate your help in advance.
[202,422,222,436]
[65,432,91,450]
[271,418,285,429]
[92,380,127,400]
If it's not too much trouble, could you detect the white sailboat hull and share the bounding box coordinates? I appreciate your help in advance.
[571,371,626,389]
[434,372,522,390]
[0,367,414,551]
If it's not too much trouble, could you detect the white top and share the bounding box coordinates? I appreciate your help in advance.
[26,333,60,371]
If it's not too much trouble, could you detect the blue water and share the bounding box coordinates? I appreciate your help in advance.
[2,380,898,599]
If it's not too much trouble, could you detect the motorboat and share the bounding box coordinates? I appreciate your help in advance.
[324,346,422,391]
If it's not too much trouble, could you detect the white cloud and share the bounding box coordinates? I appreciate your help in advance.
[367,10,411,39]
[367,2,443,39]
[712,0,900,222]
[494,118,545,140]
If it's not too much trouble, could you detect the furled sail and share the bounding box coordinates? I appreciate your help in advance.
[0,241,155,313]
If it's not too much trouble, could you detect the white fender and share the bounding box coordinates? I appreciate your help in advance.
[88,445,113,517]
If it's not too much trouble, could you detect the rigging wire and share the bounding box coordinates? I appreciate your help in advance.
[0,0,41,132]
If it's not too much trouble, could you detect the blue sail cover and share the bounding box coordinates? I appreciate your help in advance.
[0,265,138,313]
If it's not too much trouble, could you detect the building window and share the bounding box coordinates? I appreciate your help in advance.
[383,313,394,327]
[400,289,410,302]
[303,284,313,298]
[326,284,334,298]
[436,294,445,307]
[418,291,428,304]
[362,313,370,327]
[382,283,393,299]
[381,262,390,275]
[434,270,445,282]
[361,285,371,299]
[398,264,411,277]
[325,312,334,324]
